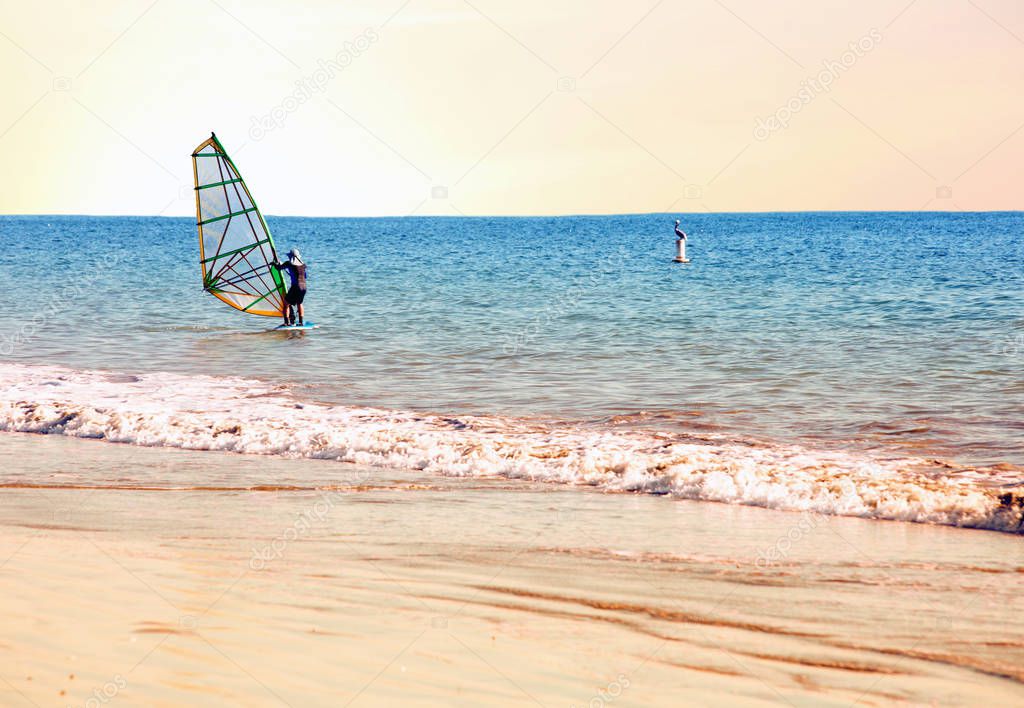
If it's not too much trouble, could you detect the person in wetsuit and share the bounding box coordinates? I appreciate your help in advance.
[274,248,307,326]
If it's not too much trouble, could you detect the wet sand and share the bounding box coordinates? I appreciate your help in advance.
[1,434,1023,706]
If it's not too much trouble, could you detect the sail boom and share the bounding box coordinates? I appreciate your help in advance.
[242,289,279,312]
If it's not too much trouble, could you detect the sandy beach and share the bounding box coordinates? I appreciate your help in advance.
[2,433,1022,707]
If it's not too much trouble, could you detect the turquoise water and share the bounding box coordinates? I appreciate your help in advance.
[2,212,1022,466]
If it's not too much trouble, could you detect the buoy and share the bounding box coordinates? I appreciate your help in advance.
[673,237,690,263]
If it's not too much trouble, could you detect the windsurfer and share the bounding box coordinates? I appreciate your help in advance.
[273,248,307,326]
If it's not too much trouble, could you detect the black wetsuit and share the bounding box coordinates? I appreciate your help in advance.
[279,259,307,305]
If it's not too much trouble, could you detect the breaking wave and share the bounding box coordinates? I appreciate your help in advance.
[1,363,1021,534]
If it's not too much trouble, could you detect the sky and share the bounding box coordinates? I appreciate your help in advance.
[1,0,1022,216]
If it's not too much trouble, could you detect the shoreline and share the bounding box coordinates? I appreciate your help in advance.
[2,363,1023,536]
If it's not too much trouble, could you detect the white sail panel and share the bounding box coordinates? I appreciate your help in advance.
[191,133,285,318]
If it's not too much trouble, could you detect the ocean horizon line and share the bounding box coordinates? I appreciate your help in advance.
[1,209,1022,220]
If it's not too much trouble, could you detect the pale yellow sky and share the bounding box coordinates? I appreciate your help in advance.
[1,0,1022,216]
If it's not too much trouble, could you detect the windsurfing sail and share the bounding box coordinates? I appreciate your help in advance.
[191,132,286,317]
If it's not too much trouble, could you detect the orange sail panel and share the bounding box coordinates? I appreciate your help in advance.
[191,134,286,317]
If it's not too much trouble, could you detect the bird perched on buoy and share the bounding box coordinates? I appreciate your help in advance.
[673,219,690,263]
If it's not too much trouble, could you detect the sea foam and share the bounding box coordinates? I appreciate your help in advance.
[1,363,1021,533]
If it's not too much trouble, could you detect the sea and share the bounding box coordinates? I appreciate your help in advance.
[1,212,1023,533]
